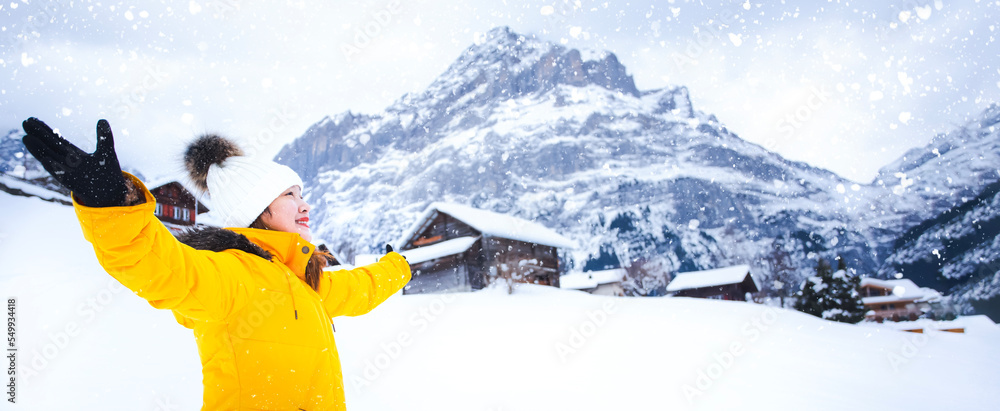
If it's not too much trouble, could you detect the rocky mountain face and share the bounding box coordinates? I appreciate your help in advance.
[276,27,942,295]
[0,129,71,197]
[880,180,1000,317]
[874,104,1000,226]
[878,104,1000,315]
[1,129,39,177]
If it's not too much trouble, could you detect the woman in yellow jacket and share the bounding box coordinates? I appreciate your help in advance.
[21,117,411,410]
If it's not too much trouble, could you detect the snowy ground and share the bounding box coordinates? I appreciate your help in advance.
[2,192,999,410]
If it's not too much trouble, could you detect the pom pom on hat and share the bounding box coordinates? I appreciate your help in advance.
[183,133,303,228]
[184,134,244,193]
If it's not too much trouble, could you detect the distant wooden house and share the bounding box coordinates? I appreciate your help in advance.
[148,180,209,232]
[396,202,576,294]
[666,265,759,301]
[859,278,943,322]
[862,315,994,334]
[560,268,626,296]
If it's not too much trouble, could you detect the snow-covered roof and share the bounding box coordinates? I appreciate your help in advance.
[860,278,943,305]
[350,237,479,267]
[396,202,577,250]
[589,268,626,284]
[399,236,479,264]
[141,176,212,211]
[666,265,757,293]
[353,254,380,267]
[559,268,626,290]
[559,272,598,290]
[143,176,184,191]
[0,174,71,204]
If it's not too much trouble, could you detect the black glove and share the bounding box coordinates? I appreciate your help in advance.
[21,118,128,207]
[385,244,406,261]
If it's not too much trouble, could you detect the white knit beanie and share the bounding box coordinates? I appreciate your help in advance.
[184,134,304,228]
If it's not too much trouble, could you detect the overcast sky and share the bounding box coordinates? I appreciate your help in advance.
[1,0,997,183]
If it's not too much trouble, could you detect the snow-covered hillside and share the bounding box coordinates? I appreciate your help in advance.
[3,191,999,410]
[880,179,1000,316]
[874,103,1000,314]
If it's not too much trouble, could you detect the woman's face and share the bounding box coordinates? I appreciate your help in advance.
[261,185,312,242]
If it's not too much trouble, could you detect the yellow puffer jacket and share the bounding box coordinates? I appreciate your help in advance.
[74,174,411,410]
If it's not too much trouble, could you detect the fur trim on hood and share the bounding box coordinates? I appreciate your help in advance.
[175,226,272,262]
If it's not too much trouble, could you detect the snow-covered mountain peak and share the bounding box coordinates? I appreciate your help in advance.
[875,103,1000,219]
[409,26,640,111]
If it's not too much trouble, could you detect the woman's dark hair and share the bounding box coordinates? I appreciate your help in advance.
[250,207,330,291]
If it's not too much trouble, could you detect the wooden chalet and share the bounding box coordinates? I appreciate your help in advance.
[666,265,759,301]
[861,315,995,334]
[560,268,626,296]
[396,202,576,294]
[859,278,942,322]
[148,180,209,232]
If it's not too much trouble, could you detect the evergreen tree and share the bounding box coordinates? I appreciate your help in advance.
[761,239,798,307]
[794,258,830,318]
[794,256,866,323]
[826,256,866,323]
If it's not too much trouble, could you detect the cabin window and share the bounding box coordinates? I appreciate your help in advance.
[154,203,162,216]
[182,208,191,222]
[413,235,443,246]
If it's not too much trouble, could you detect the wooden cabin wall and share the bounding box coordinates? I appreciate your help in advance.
[675,283,750,301]
[466,240,488,290]
[152,182,197,209]
[482,237,560,286]
[403,254,470,294]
